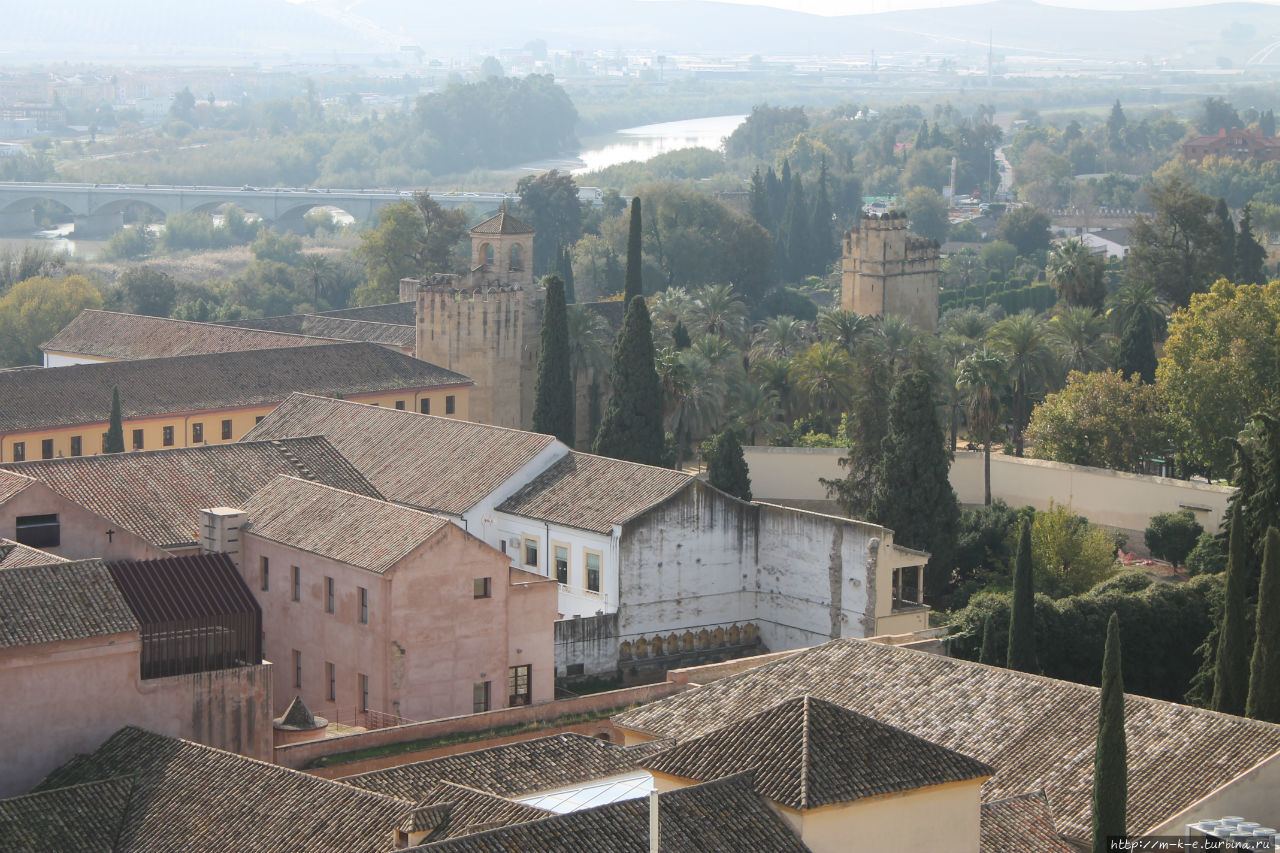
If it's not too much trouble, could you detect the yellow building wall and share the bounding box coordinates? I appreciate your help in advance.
[0,385,470,463]
[795,778,984,853]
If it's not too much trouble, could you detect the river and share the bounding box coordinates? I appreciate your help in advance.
[0,113,749,258]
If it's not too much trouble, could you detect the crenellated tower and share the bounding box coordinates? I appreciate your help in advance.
[841,211,941,332]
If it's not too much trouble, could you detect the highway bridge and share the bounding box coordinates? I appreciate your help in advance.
[0,182,518,236]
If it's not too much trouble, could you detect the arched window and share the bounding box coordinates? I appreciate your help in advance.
[482,243,494,265]
[509,244,521,270]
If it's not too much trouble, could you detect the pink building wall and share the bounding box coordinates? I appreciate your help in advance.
[0,633,272,797]
[243,523,556,725]
[0,480,161,562]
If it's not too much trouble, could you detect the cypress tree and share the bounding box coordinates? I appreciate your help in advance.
[868,370,961,598]
[810,157,835,272]
[531,275,575,446]
[782,174,808,282]
[748,167,773,233]
[1213,198,1236,281]
[1212,506,1251,716]
[915,119,930,151]
[1236,205,1266,286]
[103,385,125,453]
[764,166,784,224]
[979,613,999,665]
[1246,526,1280,722]
[672,320,692,350]
[1007,517,1037,673]
[593,295,666,466]
[1117,309,1156,384]
[603,249,623,296]
[556,245,576,303]
[1262,109,1277,138]
[701,431,752,501]
[624,197,644,304]
[1091,612,1127,853]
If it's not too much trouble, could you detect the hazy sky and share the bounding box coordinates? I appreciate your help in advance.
[684,0,1280,12]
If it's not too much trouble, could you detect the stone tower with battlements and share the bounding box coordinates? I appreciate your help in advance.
[841,212,941,332]
[401,209,542,429]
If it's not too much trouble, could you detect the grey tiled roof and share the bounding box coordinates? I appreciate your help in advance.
[0,559,138,648]
[343,733,669,800]
[0,341,468,434]
[981,792,1075,853]
[497,452,692,534]
[245,477,450,574]
[244,394,558,515]
[3,437,380,548]
[612,638,1280,839]
[24,726,413,852]
[470,210,534,235]
[0,538,66,568]
[410,772,811,852]
[0,776,135,852]
[0,469,32,502]
[642,695,994,810]
[226,314,415,348]
[403,782,550,842]
[317,301,417,326]
[42,309,341,360]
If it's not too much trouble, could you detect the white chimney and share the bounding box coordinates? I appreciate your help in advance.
[199,507,246,568]
[649,789,659,853]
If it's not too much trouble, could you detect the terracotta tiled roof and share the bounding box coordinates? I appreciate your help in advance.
[0,469,33,502]
[227,314,415,348]
[470,210,534,235]
[612,638,1280,839]
[642,695,993,810]
[409,772,810,852]
[244,477,451,573]
[343,732,670,800]
[244,394,559,515]
[0,342,469,433]
[0,776,135,852]
[41,309,341,360]
[3,437,380,548]
[317,301,417,326]
[0,538,65,568]
[23,726,413,852]
[0,559,138,648]
[497,451,692,533]
[403,782,550,842]
[981,792,1075,853]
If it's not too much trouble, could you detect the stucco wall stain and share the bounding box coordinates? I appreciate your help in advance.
[828,526,844,639]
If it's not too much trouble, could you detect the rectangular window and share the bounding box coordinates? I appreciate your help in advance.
[555,544,569,585]
[162,425,174,447]
[69,436,81,457]
[394,400,405,410]
[473,680,491,713]
[586,551,601,593]
[360,673,369,712]
[420,398,430,414]
[192,423,204,443]
[359,587,368,624]
[15,514,59,548]
[260,556,269,592]
[292,565,301,601]
[11,442,24,462]
[131,429,144,450]
[445,395,456,415]
[293,650,302,688]
[325,576,335,613]
[221,419,232,440]
[327,662,336,701]
[508,664,531,707]
[473,577,491,599]
[523,536,539,569]
[40,438,53,460]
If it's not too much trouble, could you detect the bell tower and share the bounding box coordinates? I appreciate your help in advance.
[468,205,536,290]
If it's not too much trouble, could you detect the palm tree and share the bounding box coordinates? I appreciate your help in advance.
[567,305,611,440]
[987,312,1057,456]
[939,334,976,450]
[1047,306,1109,373]
[298,253,333,305]
[660,349,727,468]
[876,314,917,374]
[752,358,798,422]
[649,286,693,345]
[690,283,748,344]
[956,347,1009,505]
[790,341,856,420]
[1046,239,1105,309]
[729,383,786,445]
[940,307,993,343]
[750,315,809,363]
[816,308,874,356]
[1106,279,1170,340]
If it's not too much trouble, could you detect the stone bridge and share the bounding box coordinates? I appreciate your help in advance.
[0,182,515,237]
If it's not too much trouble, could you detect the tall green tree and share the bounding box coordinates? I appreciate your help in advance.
[869,370,961,597]
[1246,526,1280,722]
[979,613,1000,665]
[1007,517,1037,673]
[701,430,752,501]
[624,197,644,304]
[957,348,1009,505]
[531,275,574,446]
[1125,176,1219,308]
[824,337,892,519]
[1117,309,1156,384]
[810,158,836,270]
[104,386,125,454]
[1046,239,1106,310]
[781,174,809,281]
[988,312,1056,456]
[516,170,584,275]
[555,244,576,303]
[1213,198,1237,281]
[1092,612,1127,853]
[748,168,773,234]
[1213,506,1252,716]
[593,296,666,466]
[1236,204,1267,286]
[354,195,467,306]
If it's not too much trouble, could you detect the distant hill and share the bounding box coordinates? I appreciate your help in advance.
[2,0,1278,66]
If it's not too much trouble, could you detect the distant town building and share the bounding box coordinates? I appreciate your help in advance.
[1182,126,1280,164]
[1077,227,1130,259]
[842,212,941,332]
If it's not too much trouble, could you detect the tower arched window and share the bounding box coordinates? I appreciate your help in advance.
[509,244,521,270]
[483,243,494,265]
